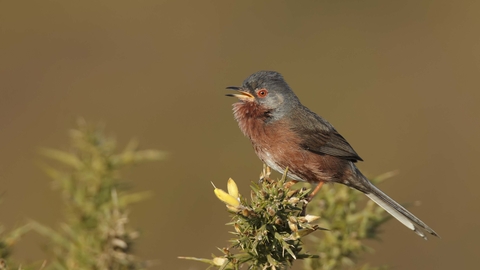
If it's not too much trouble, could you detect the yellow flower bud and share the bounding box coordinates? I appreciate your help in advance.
[213,183,240,207]
[288,220,298,232]
[227,205,240,212]
[212,257,227,266]
[234,223,241,233]
[288,197,299,204]
[227,178,239,199]
[304,214,320,223]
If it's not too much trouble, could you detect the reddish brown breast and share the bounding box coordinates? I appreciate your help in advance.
[232,101,343,183]
[232,102,269,141]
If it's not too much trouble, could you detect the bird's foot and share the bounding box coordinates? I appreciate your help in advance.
[300,195,313,216]
[259,164,272,183]
[300,182,325,216]
[300,202,308,216]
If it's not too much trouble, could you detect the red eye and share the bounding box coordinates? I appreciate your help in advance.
[257,89,268,98]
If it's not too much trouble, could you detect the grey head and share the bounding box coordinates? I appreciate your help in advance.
[226,71,301,119]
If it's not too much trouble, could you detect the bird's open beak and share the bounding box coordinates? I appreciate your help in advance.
[225,86,254,101]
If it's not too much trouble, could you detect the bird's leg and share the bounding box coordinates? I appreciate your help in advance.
[259,164,272,183]
[301,181,325,215]
[308,181,325,200]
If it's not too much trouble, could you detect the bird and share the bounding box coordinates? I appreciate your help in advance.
[225,70,439,240]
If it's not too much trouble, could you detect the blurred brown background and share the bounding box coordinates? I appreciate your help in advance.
[1,0,479,269]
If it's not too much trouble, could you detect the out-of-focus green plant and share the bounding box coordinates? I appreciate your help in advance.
[181,167,393,270]
[303,172,396,270]
[0,207,32,269]
[29,120,167,270]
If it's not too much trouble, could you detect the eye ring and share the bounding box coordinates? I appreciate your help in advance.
[256,89,268,98]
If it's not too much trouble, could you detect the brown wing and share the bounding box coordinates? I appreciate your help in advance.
[290,107,363,162]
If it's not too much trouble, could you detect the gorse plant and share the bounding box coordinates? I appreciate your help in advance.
[1,120,166,269]
[0,216,31,269]
[215,170,324,269]
[29,120,166,270]
[303,172,395,270]
[182,167,392,270]
[181,169,320,269]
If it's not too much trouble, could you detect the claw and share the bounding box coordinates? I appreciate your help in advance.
[301,181,325,216]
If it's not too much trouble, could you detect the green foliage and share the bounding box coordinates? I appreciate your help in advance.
[1,120,166,270]
[303,172,395,270]
[0,220,31,269]
[182,170,322,270]
[182,169,393,270]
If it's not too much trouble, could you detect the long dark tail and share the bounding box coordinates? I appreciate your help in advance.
[347,166,439,239]
[363,179,439,239]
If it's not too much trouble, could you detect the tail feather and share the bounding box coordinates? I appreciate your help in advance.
[365,182,439,240]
